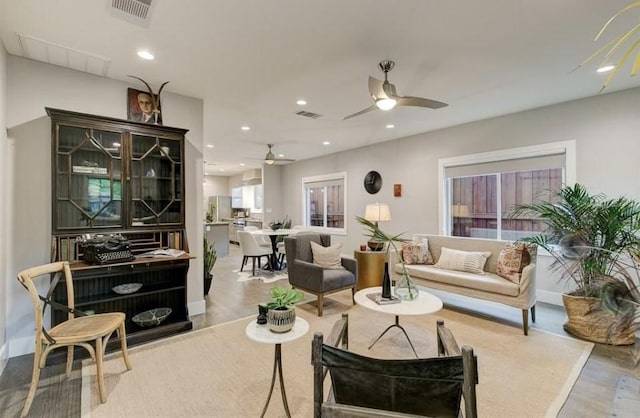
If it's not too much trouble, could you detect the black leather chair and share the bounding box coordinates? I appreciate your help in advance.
[312,314,478,418]
[284,233,356,316]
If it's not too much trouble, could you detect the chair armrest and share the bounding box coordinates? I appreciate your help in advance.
[292,259,325,280]
[340,256,357,275]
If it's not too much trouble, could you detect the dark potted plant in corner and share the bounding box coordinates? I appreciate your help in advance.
[265,284,303,333]
[513,183,640,344]
[203,237,217,295]
[356,216,418,300]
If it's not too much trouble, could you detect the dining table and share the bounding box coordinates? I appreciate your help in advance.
[249,228,294,270]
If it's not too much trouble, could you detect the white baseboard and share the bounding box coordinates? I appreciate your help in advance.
[537,290,564,306]
[189,299,206,317]
[0,343,7,377]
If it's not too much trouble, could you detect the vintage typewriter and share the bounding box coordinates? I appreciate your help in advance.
[79,234,135,265]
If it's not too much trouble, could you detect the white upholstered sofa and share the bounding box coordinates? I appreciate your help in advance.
[388,234,537,335]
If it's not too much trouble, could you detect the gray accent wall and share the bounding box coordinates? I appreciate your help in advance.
[280,86,640,305]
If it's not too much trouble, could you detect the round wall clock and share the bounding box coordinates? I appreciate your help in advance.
[364,171,382,194]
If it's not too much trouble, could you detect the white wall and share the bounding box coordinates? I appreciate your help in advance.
[0,41,8,373]
[5,56,205,357]
[281,87,640,305]
[203,175,229,197]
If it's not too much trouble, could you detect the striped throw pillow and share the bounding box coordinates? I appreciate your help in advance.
[435,247,491,274]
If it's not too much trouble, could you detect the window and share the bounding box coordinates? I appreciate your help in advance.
[438,141,576,240]
[302,172,347,234]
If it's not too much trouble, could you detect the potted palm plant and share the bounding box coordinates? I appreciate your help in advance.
[203,237,217,295]
[265,284,303,332]
[356,216,418,300]
[513,183,640,344]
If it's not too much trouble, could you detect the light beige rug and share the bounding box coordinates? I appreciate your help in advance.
[82,302,593,418]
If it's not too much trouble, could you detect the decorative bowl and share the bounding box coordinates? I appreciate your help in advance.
[112,283,143,295]
[132,307,172,327]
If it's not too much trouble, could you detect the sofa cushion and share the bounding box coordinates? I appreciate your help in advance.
[311,241,345,269]
[434,247,491,274]
[401,238,435,265]
[396,263,520,297]
[496,242,531,283]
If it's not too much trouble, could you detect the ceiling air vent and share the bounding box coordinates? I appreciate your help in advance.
[109,0,155,27]
[295,110,322,119]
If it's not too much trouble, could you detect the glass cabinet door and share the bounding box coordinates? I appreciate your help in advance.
[130,134,183,226]
[55,126,123,230]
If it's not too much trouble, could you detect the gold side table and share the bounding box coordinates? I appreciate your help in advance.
[353,250,386,290]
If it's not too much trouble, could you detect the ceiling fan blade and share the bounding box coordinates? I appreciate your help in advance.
[395,95,449,109]
[368,76,386,99]
[275,158,296,162]
[382,82,397,98]
[343,104,377,120]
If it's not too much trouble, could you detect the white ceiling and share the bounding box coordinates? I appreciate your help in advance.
[2,0,640,175]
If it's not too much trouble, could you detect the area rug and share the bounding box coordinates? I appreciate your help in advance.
[233,268,289,284]
[81,305,593,418]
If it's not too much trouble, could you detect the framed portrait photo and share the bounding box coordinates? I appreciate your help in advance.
[127,88,162,125]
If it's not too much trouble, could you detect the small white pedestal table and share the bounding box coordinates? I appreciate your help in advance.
[245,316,309,417]
[354,286,443,358]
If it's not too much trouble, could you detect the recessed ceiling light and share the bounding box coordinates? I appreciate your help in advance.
[278,154,285,158]
[219,168,225,172]
[206,144,214,148]
[386,124,395,129]
[241,126,250,131]
[240,163,246,166]
[296,99,307,105]
[597,65,615,73]
[323,141,330,145]
[137,50,154,60]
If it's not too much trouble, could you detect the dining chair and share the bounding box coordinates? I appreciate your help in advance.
[16,261,132,417]
[276,225,307,267]
[312,315,478,418]
[238,230,273,275]
[243,225,271,248]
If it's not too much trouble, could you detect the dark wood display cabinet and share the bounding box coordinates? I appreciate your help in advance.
[46,108,193,356]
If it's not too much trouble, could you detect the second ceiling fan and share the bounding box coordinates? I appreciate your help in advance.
[344,60,448,120]
[264,143,295,165]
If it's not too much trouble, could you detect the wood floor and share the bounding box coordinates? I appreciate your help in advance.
[1,244,637,417]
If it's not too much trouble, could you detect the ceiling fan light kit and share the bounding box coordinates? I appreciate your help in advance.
[344,59,448,120]
[263,144,295,165]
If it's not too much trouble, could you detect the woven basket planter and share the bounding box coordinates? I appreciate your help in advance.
[267,307,296,333]
[562,293,635,345]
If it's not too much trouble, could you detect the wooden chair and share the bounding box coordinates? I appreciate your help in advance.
[16,261,132,417]
[312,315,478,418]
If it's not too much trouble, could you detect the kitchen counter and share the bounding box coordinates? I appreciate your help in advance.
[204,222,229,257]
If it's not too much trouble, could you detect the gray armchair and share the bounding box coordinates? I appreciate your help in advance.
[284,233,357,316]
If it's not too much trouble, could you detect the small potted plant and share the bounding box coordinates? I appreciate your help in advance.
[203,237,217,295]
[265,284,303,332]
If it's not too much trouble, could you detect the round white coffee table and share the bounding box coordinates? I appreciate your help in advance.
[354,286,443,357]
[245,316,309,417]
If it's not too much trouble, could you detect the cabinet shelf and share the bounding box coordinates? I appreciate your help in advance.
[75,284,185,307]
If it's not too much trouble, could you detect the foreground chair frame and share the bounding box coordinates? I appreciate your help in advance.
[17,261,132,417]
[312,315,478,418]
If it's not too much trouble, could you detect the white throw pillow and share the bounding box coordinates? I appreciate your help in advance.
[435,247,491,274]
[310,241,344,269]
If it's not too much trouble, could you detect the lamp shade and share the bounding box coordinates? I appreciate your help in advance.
[452,203,470,217]
[364,203,391,222]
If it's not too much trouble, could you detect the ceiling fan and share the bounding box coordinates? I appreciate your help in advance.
[344,60,448,120]
[264,143,295,165]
